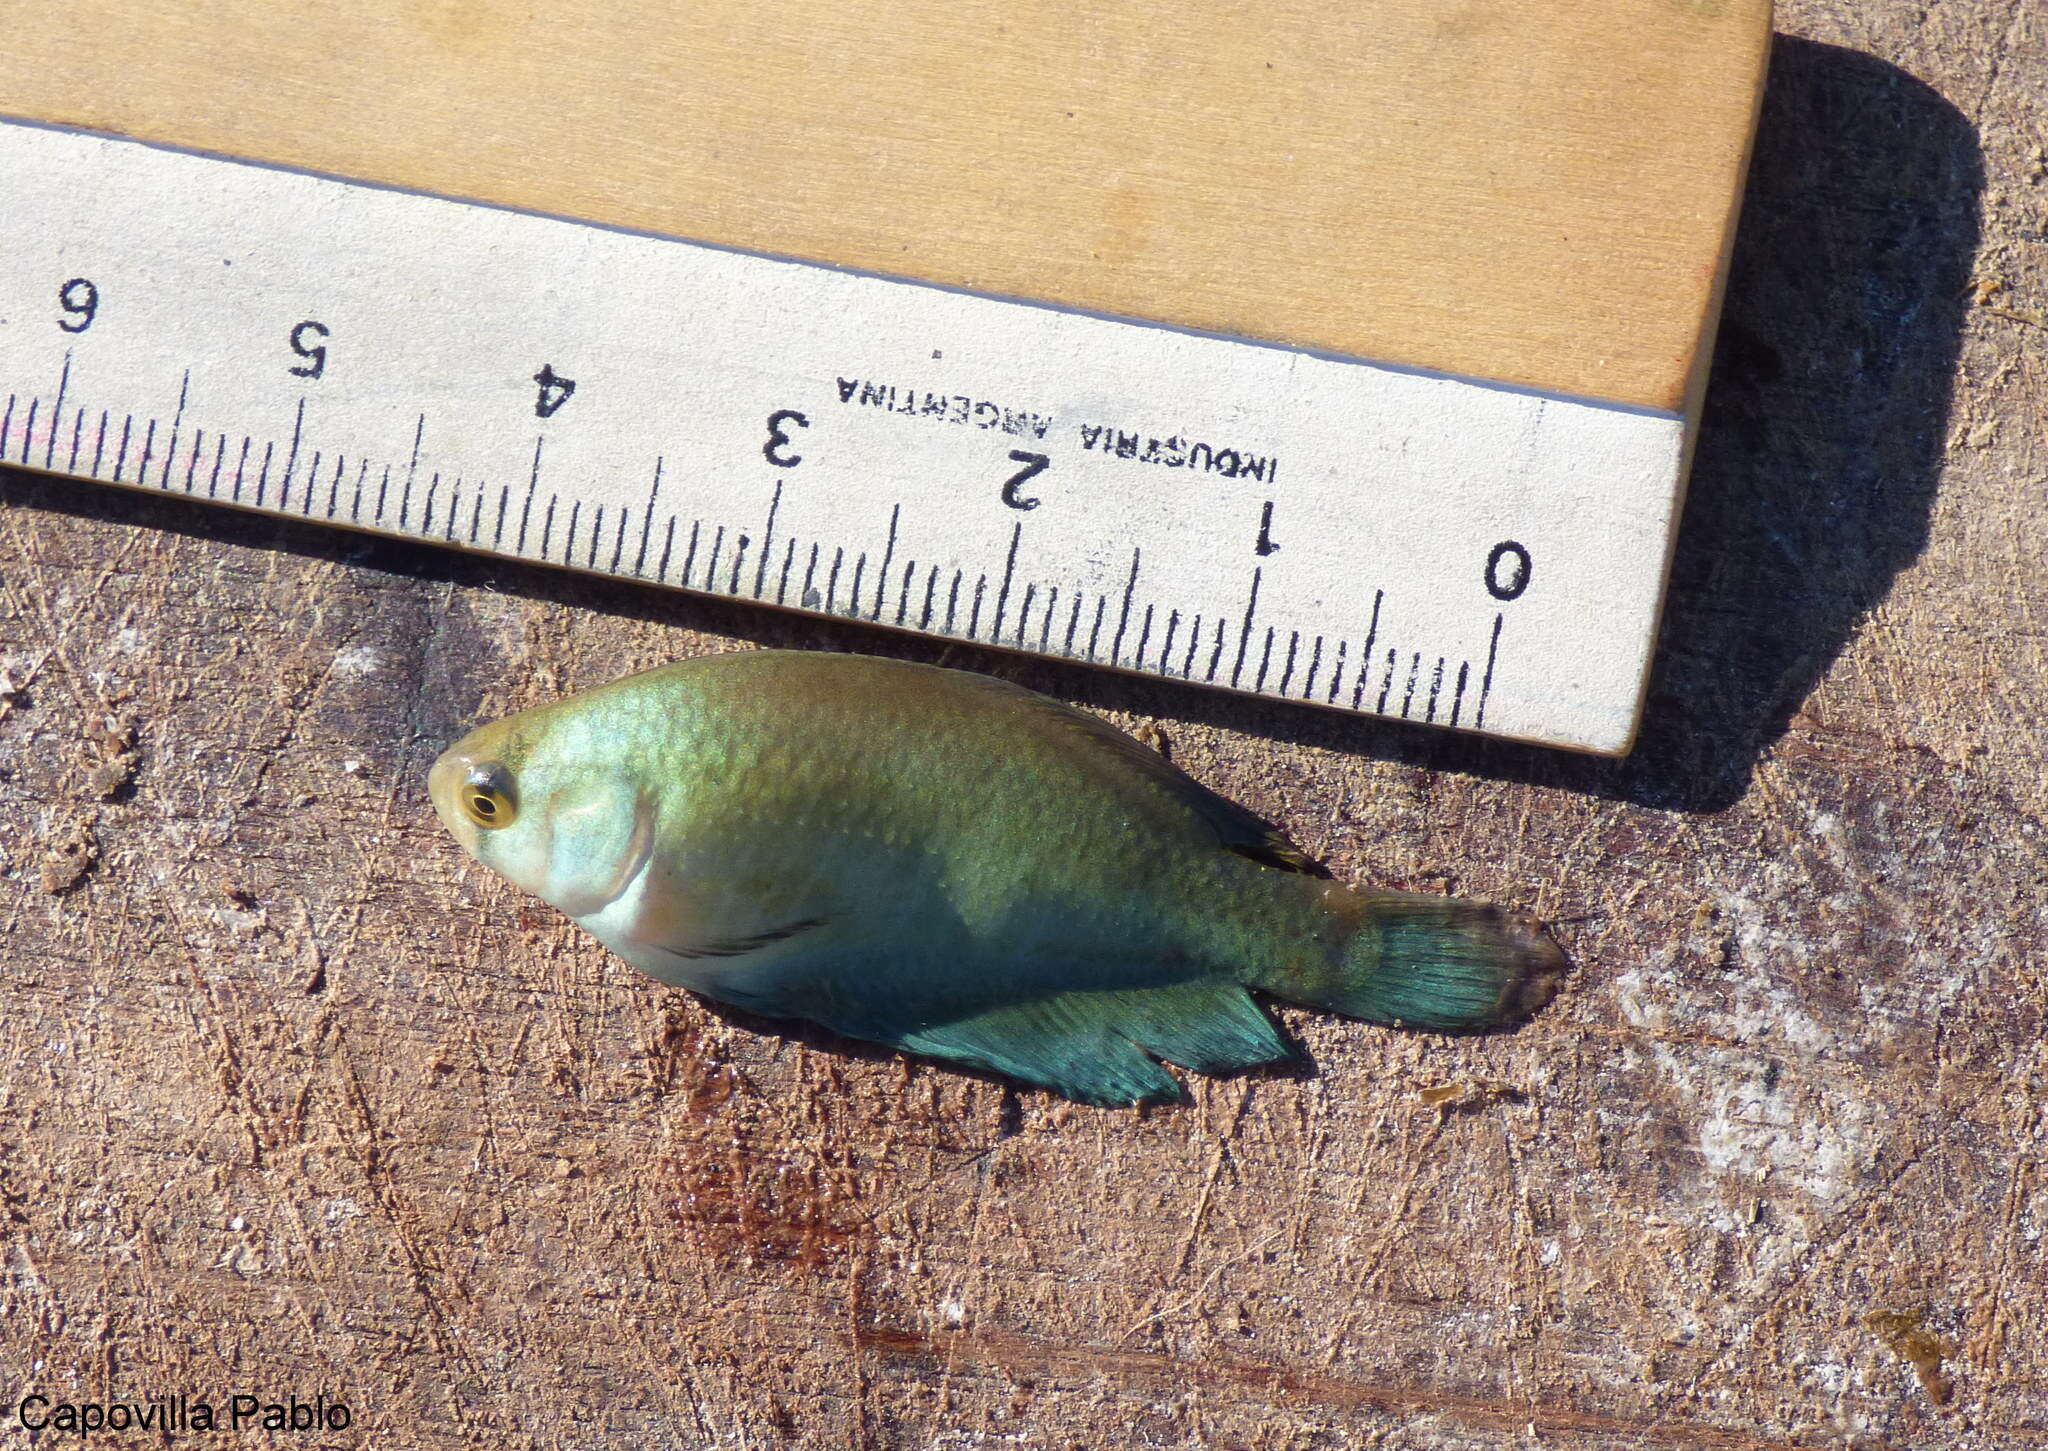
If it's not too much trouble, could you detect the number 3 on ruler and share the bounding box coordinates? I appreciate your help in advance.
[763,409,808,468]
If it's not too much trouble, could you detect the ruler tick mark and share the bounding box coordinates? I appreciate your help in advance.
[658,517,678,581]
[777,538,795,604]
[1302,635,1322,700]
[1231,569,1262,687]
[18,398,37,470]
[46,352,72,471]
[280,397,304,507]
[729,533,749,593]
[712,528,732,594]
[160,371,189,490]
[1477,613,1504,728]
[342,458,364,521]
[517,438,543,554]
[992,522,1022,643]
[121,416,146,486]
[1450,660,1470,726]
[753,477,779,597]
[254,439,274,508]
[1425,657,1444,722]
[685,522,705,587]
[1111,549,1142,666]
[1399,652,1421,718]
[635,459,665,577]
[1377,648,1397,715]
[1354,590,1384,710]
[1327,640,1347,705]
[403,414,425,529]
[876,505,900,618]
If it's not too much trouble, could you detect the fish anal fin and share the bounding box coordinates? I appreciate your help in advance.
[898,978,1290,1106]
[1115,979,1296,1075]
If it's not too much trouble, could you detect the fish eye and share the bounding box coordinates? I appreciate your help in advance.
[461,763,517,829]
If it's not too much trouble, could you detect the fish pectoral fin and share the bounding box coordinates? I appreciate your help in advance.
[670,916,829,961]
[897,978,1292,1107]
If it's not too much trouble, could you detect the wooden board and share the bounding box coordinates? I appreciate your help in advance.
[0,0,1768,412]
[5,3,2045,1449]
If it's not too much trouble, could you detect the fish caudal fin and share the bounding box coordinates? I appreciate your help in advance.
[1256,887,1566,1032]
[898,978,1292,1106]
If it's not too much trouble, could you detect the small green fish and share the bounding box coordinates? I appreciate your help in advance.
[429,650,1563,1105]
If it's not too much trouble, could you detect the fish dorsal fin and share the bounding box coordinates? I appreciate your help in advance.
[952,670,1324,876]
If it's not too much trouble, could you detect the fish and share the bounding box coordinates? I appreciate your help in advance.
[428,650,1565,1105]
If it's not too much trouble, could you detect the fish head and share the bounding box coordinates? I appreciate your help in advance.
[429,710,654,922]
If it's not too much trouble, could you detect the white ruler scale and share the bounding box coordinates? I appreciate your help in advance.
[0,119,1687,754]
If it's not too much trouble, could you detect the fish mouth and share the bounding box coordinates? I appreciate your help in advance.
[426,748,471,833]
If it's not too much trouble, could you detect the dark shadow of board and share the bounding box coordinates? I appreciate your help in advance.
[0,38,1979,815]
[1154,34,1983,813]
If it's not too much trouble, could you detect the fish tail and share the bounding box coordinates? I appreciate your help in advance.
[1250,882,1566,1032]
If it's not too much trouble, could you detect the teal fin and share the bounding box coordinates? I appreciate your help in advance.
[1257,888,1566,1032]
[898,979,1292,1107]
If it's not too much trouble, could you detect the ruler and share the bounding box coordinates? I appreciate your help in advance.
[0,0,1771,757]
[0,118,1700,755]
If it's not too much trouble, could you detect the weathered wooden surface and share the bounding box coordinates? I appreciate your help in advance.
[0,0,1768,410]
[1,7,2042,1449]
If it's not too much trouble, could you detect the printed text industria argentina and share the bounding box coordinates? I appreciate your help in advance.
[16,1391,350,1437]
[832,376,1283,482]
